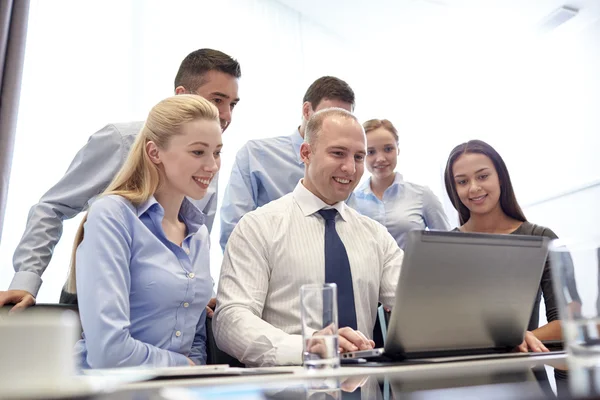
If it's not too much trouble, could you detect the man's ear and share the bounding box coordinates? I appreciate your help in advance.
[174,86,187,95]
[300,142,312,165]
[302,101,313,122]
[146,141,161,165]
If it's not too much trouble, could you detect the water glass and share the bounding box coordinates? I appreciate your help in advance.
[300,283,340,370]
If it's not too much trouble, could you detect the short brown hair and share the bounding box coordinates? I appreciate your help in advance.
[363,119,399,144]
[174,48,241,92]
[303,76,355,110]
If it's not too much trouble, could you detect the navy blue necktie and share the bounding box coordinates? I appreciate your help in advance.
[318,209,358,330]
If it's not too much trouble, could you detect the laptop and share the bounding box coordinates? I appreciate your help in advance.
[342,230,557,362]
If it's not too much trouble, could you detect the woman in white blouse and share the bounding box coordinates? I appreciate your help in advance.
[348,119,451,249]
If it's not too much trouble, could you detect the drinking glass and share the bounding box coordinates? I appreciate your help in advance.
[300,283,340,370]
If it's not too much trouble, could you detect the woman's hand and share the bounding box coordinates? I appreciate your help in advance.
[516,331,549,353]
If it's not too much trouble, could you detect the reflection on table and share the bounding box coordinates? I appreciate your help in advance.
[115,356,573,400]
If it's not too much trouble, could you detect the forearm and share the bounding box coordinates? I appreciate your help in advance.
[12,125,127,292]
[532,320,562,341]
[213,306,302,367]
[84,329,190,368]
[10,203,72,295]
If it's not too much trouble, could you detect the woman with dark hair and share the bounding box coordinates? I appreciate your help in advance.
[444,139,568,353]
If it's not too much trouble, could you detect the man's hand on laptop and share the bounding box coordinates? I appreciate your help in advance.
[311,325,375,355]
[337,327,375,353]
[516,331,549,353]
[0,290,36,313]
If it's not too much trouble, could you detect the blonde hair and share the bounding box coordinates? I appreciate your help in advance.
[65,95,219,293]
[363,119,399,144]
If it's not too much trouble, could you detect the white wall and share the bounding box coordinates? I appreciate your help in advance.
[353,14,600,230]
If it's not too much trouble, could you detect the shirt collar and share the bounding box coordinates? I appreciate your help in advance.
[136,196,160,217]
[393,172,405,186]
[357,172,405,197]
[179,198,206,233]
[291,128,304,165]
[136,195,206,233]
[292,180,349,221]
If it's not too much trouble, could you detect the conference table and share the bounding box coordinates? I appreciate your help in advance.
[75,351,595,400]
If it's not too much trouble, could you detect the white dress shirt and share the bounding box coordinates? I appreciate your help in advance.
[214,181,404,367]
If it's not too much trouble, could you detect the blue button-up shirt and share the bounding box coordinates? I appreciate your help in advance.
[74,195,213,369]
[347,173,452,249]
[219,129,305,251]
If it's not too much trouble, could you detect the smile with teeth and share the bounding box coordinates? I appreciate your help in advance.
[193,176,211,186]
[333,177,350,184]
[470,194,487,202]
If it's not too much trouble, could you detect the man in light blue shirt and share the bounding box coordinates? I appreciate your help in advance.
[0,48,241,311]
[219,76,356,250]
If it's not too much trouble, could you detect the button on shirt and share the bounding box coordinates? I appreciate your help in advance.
[9,122,218,298]
[74,195,213,369]
[214,181,404,367]
[219,129,305,251]
[348,173,451,249]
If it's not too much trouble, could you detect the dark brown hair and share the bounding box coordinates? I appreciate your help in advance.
[363,119,399,144]
[174,48,241,91]
[303,76,355,110]
[444,139,526,225]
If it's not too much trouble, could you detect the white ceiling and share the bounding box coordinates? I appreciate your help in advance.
[276,0,600,45]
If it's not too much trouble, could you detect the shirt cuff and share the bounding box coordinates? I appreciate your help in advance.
[8,271,43,297]
[275,334,303,365]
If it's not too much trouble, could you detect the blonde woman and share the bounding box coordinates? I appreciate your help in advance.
[71,95,222,368]
[348,119,451,249]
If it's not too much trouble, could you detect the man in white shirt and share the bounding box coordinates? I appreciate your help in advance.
[213,108,403,367]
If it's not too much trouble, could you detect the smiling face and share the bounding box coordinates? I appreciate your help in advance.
[178,70,240,132]
[366,127,398,180]
[451,152,502,218]
[301,116,366,205]
[149,118,223,201]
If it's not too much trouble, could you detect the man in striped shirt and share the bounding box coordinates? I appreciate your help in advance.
[214,108,403,366]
